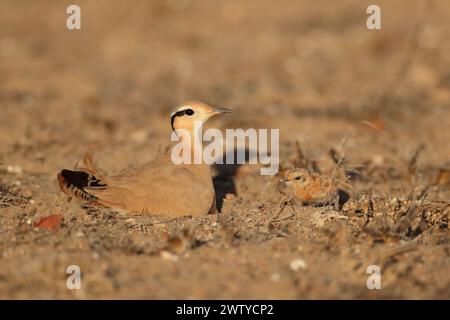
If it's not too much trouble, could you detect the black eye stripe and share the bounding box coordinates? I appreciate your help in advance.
[170,108,195,130]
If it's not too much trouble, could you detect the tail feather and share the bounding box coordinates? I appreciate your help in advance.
[57,152,109,202]
[57,169,107,202]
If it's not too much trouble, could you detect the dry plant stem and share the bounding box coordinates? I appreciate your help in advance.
[408,144,425,175]
[355,190,374,237]
[328,149,345,194]
[271,196,295,223]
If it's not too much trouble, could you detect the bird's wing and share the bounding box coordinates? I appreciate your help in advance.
[57,152,109,202]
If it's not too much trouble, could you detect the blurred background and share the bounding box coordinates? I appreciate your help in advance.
[0,0,449,299]
[1,0,449,170]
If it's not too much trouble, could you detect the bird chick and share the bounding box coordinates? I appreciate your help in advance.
[279,168,336,205]
[57,101,231,217]
[279,168,351,210]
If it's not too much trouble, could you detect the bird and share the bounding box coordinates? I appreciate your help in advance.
[280,168,336,203]
[279,168,346,207]
[57,101,232,217]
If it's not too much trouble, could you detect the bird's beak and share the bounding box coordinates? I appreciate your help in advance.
[210,107,232,115]
[278,179,290,194]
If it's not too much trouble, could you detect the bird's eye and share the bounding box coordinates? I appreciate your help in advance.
[185,109,194,116]
[295,176,303,181]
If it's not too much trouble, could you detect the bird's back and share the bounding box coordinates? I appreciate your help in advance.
[89,152,216,216]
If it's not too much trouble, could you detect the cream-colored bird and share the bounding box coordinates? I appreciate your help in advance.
[57,101,231,217]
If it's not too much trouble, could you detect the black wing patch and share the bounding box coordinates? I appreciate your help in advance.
[61,169,107,189]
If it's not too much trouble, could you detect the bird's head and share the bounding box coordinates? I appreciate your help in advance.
[170,101,232,131]
[279,168,312,193]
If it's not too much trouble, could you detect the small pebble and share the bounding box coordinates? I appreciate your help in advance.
[7,165,22,174]
[160,250,179,262]
[289,258,307,271]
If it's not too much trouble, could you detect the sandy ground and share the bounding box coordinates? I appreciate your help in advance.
[0,0,449,299]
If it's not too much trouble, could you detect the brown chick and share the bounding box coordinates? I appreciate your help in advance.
[279,168,350,209]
